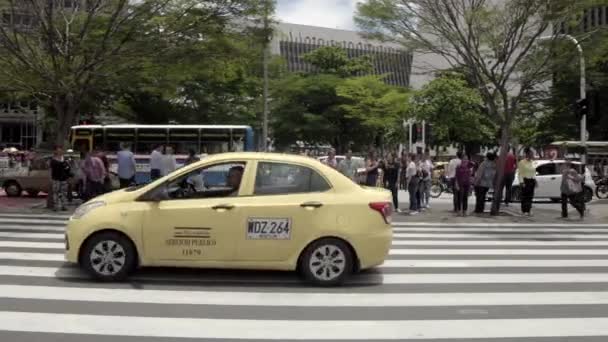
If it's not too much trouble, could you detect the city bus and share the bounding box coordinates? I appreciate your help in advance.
[69,124,255,183]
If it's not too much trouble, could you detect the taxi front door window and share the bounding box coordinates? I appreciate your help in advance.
[166,162,245,199]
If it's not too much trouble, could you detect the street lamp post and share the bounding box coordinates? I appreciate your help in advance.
[539,34,586,165]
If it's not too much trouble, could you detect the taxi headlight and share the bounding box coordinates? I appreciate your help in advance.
[73,201,106,219]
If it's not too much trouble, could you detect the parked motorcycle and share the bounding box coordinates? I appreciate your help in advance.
[595,176,608,199]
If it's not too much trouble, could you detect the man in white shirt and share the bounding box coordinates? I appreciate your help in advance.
[117,144,137,188]
[149,145,163,181]
[447,151,463,212]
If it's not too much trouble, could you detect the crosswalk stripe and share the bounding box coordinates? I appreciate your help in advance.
[0,252,64,261]
[2,312,608,339]
[0,218,66,226]
[392,240,608,246]
[3,265,608,284]
[380,259,608,268]
[0,213,70,220]
[0,232,63,240]
[393,233,608,238]
[2,284,608,307]
[390,249,608,255]
[0,225,65,232]
[392,222,608,227]
[0,241,64,249]
[392,227,608,233]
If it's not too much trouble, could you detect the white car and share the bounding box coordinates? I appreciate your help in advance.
[511,160,595,203]
[317,155,370,183]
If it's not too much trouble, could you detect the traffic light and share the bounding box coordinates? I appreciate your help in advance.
[576,98,589,120]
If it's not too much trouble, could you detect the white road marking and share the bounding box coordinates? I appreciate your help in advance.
[391,222,608,227]
[0,241,64,249]
[379,259,608,268]
[0,252,65,261]
[392,227,608,233]
[2,284,608,307]
[0,218,66,226]
[1,312,608,339]
[0,225,65,232]
[392,240,608,246]
[0,232,63,240]
[393,233,608,239]
[390,249,608,255]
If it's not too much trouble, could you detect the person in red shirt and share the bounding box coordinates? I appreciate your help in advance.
[502,147,517,206]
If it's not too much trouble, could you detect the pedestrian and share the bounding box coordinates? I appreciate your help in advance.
[561,159,585,219]
[406,153,420,215]
[399,151,408,190]
[502,147,517,206]
[337,149,360,181]
[420,152,433,209]
[96,149,112,193]
[383,152,400,212]
[455,154,473,217]
[149,145,163,181]
[184,149,200,166]
[160,146,177,177]
[83,150,106,200]
[473,152,497,214]
[365,151,380,186]
[50,146,72,211]
[117,143,137,189]
[447,151,463,212]
[518,147,537,216]
[324,148,338,169]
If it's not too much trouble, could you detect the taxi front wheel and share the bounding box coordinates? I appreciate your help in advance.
[299,238,353,286]
[80,232,137,282]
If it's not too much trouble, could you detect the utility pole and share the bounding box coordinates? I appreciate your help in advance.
[261,0,271,152]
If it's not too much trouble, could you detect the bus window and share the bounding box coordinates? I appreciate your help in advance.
[105,128,135,153]
[136,128,167,154]
[169,128,199,154]
[201,128,230,154]
[232,129,246,152]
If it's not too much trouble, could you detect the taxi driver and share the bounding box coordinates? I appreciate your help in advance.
[227,165,244,196]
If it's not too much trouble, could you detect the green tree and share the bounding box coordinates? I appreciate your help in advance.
[407,73,494,149]
[0,0,264,146]
[356,0,577,215]
[337,75,409,147]
[303,46,373,77]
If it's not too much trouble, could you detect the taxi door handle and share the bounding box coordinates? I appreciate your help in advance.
[212,204,235,210]
[300,201,323,208]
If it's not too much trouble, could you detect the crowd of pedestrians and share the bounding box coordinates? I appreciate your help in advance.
[322,146,589,219]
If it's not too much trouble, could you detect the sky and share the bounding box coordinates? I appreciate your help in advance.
[275,0,359,30]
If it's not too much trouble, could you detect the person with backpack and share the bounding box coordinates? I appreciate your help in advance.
[561,159,585,219]
[473,152,497,214]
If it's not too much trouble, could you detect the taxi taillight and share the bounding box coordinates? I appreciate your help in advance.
[369,202,392,224]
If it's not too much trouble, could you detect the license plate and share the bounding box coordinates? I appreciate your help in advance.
[246,218,292,240]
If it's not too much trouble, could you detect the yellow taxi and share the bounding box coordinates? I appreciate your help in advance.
[65,152,393,286]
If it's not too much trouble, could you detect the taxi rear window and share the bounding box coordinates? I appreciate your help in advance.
[254,162,330,195]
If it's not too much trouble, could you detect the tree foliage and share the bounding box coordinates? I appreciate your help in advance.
[355,0,577,214]
[407,73,494,148]
[0,0,265,145]
[271,47,409,152]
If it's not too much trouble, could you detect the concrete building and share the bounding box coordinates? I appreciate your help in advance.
[272,22,413,88]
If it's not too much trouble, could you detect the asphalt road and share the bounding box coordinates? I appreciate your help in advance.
[2,213,608,341]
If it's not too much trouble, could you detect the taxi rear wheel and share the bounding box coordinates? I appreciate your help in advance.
[80,232,136,282]
[299,238,353,286]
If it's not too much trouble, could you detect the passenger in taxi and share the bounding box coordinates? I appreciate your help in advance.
[227,165,244,196]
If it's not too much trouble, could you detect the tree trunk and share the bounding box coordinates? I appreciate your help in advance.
[47,97,78,209]
[490,124,511,216]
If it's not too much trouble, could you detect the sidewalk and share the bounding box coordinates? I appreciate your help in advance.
[393,190,608,224]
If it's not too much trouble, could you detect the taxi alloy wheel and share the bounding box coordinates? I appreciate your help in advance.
[81,232,136,282]
[300,238,353,286]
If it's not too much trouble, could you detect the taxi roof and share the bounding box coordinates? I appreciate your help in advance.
[203,152,323,164]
